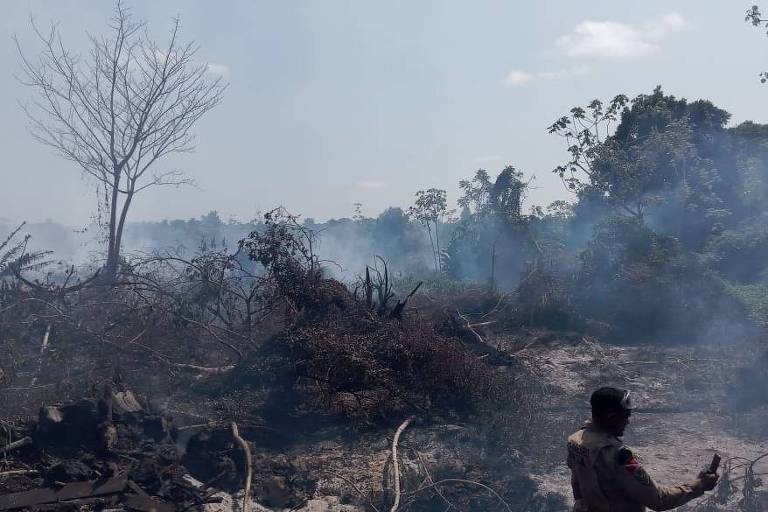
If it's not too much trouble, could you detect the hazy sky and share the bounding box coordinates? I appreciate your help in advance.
[2,1,768,226]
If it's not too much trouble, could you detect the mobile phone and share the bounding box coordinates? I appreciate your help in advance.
[708,453,721,474]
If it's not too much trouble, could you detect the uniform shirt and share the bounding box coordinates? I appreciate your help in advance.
[566,421,704,512]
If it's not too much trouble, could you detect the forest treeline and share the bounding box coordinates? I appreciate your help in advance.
[6,87,768,342]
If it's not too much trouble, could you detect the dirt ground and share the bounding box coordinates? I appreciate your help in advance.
[2,324,767,511]
[515,334,768,510]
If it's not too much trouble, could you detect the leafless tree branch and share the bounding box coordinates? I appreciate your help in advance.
[16,1,226,279]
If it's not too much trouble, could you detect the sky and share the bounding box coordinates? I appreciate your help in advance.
[1,1,768,227]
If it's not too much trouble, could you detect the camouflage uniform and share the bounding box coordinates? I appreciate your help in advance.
[567,421,705,512]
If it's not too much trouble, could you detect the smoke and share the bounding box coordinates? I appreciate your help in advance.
[0,219,102,267]
[6,90,768,349]
[2,209,435,286]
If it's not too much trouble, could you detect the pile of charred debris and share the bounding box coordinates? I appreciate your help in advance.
[0,385,227,511]
[0,382,330,511]
[0,380,564,512]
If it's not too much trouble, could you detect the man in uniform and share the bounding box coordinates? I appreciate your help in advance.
[566,386,719,511]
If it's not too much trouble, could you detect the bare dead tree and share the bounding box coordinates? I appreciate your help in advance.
[15,1,226,279]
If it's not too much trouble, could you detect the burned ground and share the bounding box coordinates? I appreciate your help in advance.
[0,232,564,511]
[4,259,765,512]
[2,208,768,512]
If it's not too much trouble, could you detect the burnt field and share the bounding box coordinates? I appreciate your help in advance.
[2,209,768,512]
[0,213,565,511]
[5,3,768,510]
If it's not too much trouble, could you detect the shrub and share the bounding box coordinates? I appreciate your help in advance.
[575,216,750,341]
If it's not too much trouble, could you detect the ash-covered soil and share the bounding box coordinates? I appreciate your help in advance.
[510,334,768,510]
[2,327,766,511]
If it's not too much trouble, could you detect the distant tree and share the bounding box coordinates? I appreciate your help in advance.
[459,166,528,221]
[543,200,574,220]
[376,207,409,228]
[200,211,223,228]
[16,2,226,279]
[374,207,411,244]
[408,188,448,272]
[746,5,768,82]
[352,203,365,222]
[548,95,629,194]
[451,167,532,287]
[458,169,493,216]
[549,89,724,222]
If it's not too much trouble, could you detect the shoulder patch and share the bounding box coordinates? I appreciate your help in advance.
[618,448,653,486]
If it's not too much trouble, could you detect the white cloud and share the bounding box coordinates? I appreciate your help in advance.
[503,65,591,87]
[503,70,535,86]
[356,180,387,190]
[206,62,230,78]
[556,12,689,60]
[557,21,656,59]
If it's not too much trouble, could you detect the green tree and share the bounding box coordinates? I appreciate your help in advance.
[547,95,629,194]
[448,167,532,288]
[550,88,730,239]
[408,188,449,272]
[352,203,365,222]
[459,166,529,221]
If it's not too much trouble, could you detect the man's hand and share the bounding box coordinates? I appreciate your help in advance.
[697,471,720,491]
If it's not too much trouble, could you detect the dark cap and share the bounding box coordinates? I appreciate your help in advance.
[590,386,634,415]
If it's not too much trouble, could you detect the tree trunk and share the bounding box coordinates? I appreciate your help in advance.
[490,240,497,290]
[111,183,134,280]
[104,169,122,280]
[434,220,442,272]
[426,225,438,272]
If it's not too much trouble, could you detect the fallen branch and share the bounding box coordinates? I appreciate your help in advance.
[40,324,51,354]
[457,310,484,345]
[100,330,235,377]
[12,265,101,295]
[172,363,235,376]
[510,338,542,356]
[1,384,56,392]
[389,416,414,512]
[615,359,721,366]
[0,302,20,315]
[480,292,509,319]
[232,422,253,512]
[321,470,380,512]
[0,436,33,454]
[174,314,245,363]
[164,408,211,420]
[469,320,496,328]
[406,478,512,512]
[176,422,221,432]
[0,469,38,478]
[415,451,454,510]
